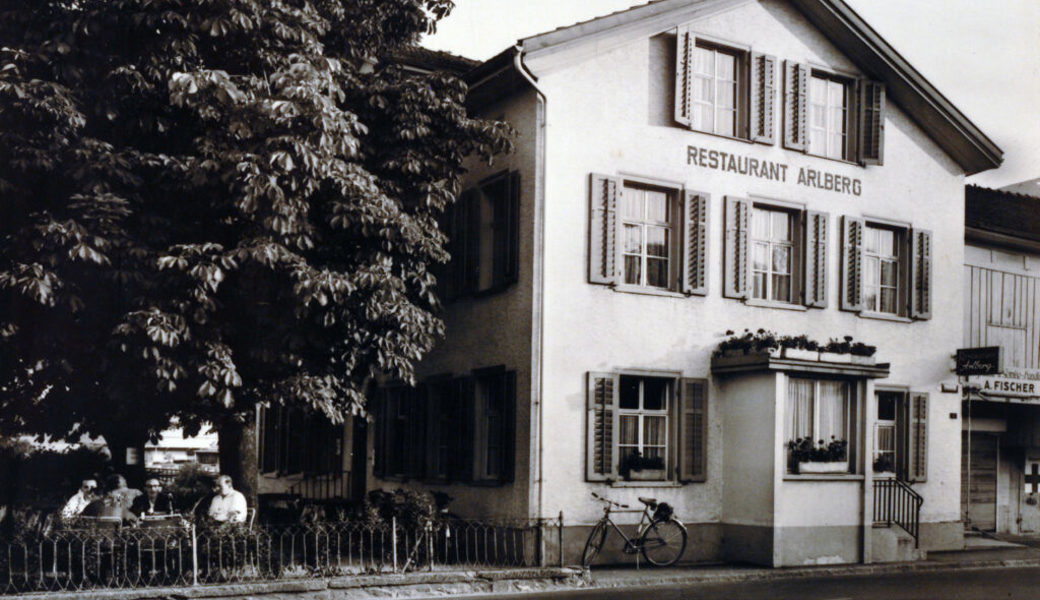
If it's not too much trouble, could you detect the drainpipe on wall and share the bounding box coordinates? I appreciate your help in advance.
[512,46,548,528]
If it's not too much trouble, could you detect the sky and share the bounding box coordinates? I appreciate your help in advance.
[423,0,1040,190]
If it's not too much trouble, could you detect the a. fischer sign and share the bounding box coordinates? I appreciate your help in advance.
[975,368,1040,400]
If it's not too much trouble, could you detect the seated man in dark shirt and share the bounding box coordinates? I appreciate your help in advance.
[130,478,175,518]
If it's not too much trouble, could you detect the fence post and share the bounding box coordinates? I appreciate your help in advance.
[558,511,564,569]
[191,522,198,586]
[391,516,398,573]
[427,522,434,572]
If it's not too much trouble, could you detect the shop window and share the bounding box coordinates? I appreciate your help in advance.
[873,390,929,481]
[785,378,853,474]
[783,61,884,165]
[841,217,931,319]
[588,174,709,296]
[586,373,707,483]
[675,26,775,144]
[374,368,516,485]
[439,171,520,301]
[724,197,828,308]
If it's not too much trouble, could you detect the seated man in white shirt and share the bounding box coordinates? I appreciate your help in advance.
[207,475,247,523]
[61,479,98,521]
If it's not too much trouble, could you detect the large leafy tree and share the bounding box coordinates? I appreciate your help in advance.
[0,0,509,496]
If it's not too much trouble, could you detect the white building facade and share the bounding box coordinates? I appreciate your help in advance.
[370,0,1002,567]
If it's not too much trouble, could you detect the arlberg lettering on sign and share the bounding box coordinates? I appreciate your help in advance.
[685,145,862,196]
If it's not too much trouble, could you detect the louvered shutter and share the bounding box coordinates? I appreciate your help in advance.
[501,371,517,483]
[750,53,777,144]
[840,216,865,312]
[683,191,709,296]
[803,211,829,308]
[909,228,932,320]
[674,25,695,127]
[858,80,885,165]
[260,405,279,473]
[586,372,619,481]
[723,197,750,299]
[678,378,708,482]
[908,393,928,482]
[454,376,475,483]
[408,385,426,478]
[588,174,619,285]
[464,190,481,293]
[447,191,474,299]
[783,61,809,151]
[373,390,387,478]
[504,172,521,284]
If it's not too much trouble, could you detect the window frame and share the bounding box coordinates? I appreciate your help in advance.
[616,180,682,293]
[617,375,673,479]
[873,387,908,477]
[750,204,799,303]
[689,40,749,138]
[784,376,857,475]
[862,223,905,316]
[807,69,855,161]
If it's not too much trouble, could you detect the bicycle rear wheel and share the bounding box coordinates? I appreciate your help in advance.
[639,518,687,566]
[581,520,609,567]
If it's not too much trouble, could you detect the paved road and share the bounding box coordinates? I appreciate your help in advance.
[464,567,1040,600]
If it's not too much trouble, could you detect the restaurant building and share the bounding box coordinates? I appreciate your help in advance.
[366,0,1002,566]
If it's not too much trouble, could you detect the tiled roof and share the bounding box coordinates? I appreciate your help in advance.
[390,45,479,75]
[966,184,1040,244]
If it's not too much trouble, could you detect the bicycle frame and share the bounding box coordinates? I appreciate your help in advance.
[594,504,658,554]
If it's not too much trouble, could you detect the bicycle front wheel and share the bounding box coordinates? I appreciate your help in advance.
[581,520,609,567]
[639,518,687,567]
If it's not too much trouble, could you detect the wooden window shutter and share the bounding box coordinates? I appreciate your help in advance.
[464,190,481,293]
[503,171,521,285]
[723,196,750,299]
[408,385,427,478]
[588,173,619,285]
[501,371,517,483]
[683,191,710,296]
[840,216,865,312]
[372,391,387,478]
[674,25,694,127]
[803,211,829,308]
[455,376,476,483]
[678,378,708,482]
[447,191,474,299]
[260,405,277,473]
[783,61,809,151]
[909,228,932,320]
[750,53,777,144]
[586,372,619,481]
[858,80,885,165]
[908,392,928,482]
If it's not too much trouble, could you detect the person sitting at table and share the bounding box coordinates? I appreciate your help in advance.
[61,479,98,521]
[82,474,140,524]
[130,478,175,517]
[207,475,247,524]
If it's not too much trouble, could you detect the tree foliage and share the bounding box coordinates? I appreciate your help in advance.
[0,0,511,444]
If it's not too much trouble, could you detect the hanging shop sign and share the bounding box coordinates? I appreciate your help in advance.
[974,368,1040,401]
[956,346,1002,376]
[685,145,863,196]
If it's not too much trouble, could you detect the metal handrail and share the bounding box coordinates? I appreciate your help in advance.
[873,478,923,547]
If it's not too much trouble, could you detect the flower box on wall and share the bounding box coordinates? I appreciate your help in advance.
[626,469,667,481]
[782,348,818,361]
[818,352,852,363]
[797,461,849,475]
[850,355,876,365]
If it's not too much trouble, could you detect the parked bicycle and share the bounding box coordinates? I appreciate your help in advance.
[581,492,686,567]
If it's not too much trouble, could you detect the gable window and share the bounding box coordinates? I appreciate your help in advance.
[587,373,708,483]
[621,185,673,288]
[439,171,520,302]
[808,74,849,160]
[675,26,776,144]
[841,217,931,319]
[873,390,929,481]
[751,206,795,302]
[588,174,709,296]
[785,378,853,474]
[783,61,885,165]
[724,197,828,308]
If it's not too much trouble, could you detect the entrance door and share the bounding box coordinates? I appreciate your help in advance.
[962,431,998,531]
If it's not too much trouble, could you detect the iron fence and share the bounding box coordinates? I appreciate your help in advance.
[0,515,564,594]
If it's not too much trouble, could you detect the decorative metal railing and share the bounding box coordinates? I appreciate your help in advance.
[0,515,564,594]
[873,478,923,547]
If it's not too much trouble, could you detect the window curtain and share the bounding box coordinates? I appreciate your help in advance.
[817,380,848,442]
[786,378,814,442]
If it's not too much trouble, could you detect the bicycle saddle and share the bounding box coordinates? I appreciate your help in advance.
[637,497,658,508]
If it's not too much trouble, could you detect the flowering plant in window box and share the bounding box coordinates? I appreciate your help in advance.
[620,451,666,481]
[786,437,849,474]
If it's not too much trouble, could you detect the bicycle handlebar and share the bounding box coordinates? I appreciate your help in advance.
[590,492,629,509]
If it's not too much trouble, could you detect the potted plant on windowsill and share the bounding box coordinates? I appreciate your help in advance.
[787,437,849,474]
[620,451,666,481]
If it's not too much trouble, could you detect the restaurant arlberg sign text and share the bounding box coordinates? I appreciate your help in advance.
[686,144,863,196]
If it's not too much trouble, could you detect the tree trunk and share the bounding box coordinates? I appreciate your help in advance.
[217,415,258,510]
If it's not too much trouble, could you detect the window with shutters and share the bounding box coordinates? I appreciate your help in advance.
[438,171,520,302]
[374,369,516,485]
[675,27,775,144]
[725,197,828,308]
[784,61,885,165]
[586,372,708,484]
[873,389,928,481]
[259,405,343,475]
[589,174,709,296]
[841,216,930,320]
[785,378,855,474]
